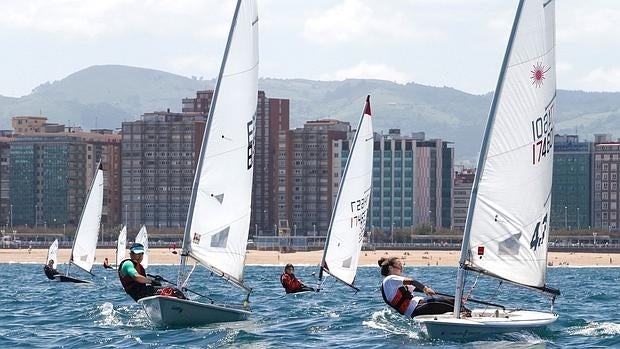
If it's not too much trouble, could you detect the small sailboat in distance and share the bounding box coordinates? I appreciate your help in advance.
[116,225,127,267]
[135,225,149,269]
[317,96,373,291]
[415,0,559,339]
[55,161,104,283]
[44,238,60,280]
[138,0,259,327]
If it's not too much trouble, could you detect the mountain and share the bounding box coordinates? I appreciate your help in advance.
[1,65,619,163]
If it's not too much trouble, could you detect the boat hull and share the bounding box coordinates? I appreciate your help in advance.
[138,295,250,327]
[54,274,92,284]
[415,309,558,340]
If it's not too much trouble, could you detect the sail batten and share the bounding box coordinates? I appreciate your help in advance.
[319,96,373,288]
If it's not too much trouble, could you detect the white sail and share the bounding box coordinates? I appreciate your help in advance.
[135,225,149,268]
[183,0,258,285]
[116,225,127,267]
[70,163,104,273]
[462,0,556,288]
[320,96,373,287]
[47,239,59,267]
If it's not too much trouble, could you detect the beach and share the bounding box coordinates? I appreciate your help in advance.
[5,247,620,267]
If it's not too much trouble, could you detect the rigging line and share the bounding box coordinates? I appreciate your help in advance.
[464,274,480,303]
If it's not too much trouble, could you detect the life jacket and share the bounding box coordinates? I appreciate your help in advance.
[280,273,303,293]
[118,259,148,301]
[381,283,414,315]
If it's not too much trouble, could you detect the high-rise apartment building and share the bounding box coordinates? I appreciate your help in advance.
[552,134,591,230]
[121,111,206,228]
[183,90,290,235]
[8,117,121,229]
[360,129,453,234]
[0,136,12,227]
[453,168,475,231]
[277,120,349,236]
[591,134,620,231]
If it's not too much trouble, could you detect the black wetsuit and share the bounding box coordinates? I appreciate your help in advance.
[44,265,59,280]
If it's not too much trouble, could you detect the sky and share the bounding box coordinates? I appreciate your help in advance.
[0,0,618,98]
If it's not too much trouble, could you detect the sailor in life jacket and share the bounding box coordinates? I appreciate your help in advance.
[378,256,469,318]
[118,243,162,302]
[44,259,60,280]
[280,263,315,293]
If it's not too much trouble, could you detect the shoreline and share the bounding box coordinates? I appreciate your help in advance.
[3,248,619,267]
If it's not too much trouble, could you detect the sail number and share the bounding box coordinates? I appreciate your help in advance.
[531,102,555,165]
[530,213,548,251]
[350,192,370,243]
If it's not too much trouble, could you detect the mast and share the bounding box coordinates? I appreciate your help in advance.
[67,160,103,276]
[177,0,245,289]
[453,0,526,318]
[318,95,370,291]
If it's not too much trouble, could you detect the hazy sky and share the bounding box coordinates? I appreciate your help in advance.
[0,0,618,97]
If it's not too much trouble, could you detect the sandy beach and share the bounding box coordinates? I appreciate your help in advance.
[3,247,620,267]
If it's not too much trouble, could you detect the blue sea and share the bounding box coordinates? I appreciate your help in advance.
[1,262,619,348]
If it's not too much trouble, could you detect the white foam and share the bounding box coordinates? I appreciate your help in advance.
[568,322,620,337]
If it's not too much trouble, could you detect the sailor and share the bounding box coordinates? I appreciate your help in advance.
[118,243,162,301]
[103,257,113,269]
[280,263,314,293]
[378,256,470,318]
[44,259,60,280]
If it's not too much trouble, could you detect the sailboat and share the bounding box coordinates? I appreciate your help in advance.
[46,238,59,268]
[134,224,149,268]
[415,0,560,339]
[116,225,127,267]
[317,96,373,291]
[138,0,259,327]
[44,238,60,280]
[55,162,104,283]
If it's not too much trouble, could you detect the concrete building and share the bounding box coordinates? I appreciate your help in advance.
[183,90,290,236]
[0,136,12,228]
[361,129,454,235]
[276,119,350,237]
[121,111,206,229]
[453,167,475,231]
[552,134,592,231]
[8,117,121,229]
[591,134,620,232]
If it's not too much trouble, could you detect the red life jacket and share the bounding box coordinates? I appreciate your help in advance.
[118,259,148,301]
[280,273,303,293]
[381,284,414,315]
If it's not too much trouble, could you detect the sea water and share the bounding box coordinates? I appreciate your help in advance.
[1,262,619,348]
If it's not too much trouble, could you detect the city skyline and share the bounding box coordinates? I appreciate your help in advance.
[0,0,618,98]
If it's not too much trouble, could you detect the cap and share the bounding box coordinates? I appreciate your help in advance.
[130,243,145,254]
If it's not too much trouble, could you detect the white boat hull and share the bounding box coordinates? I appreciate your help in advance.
[415,309,558,340]
[138,295,250,327]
